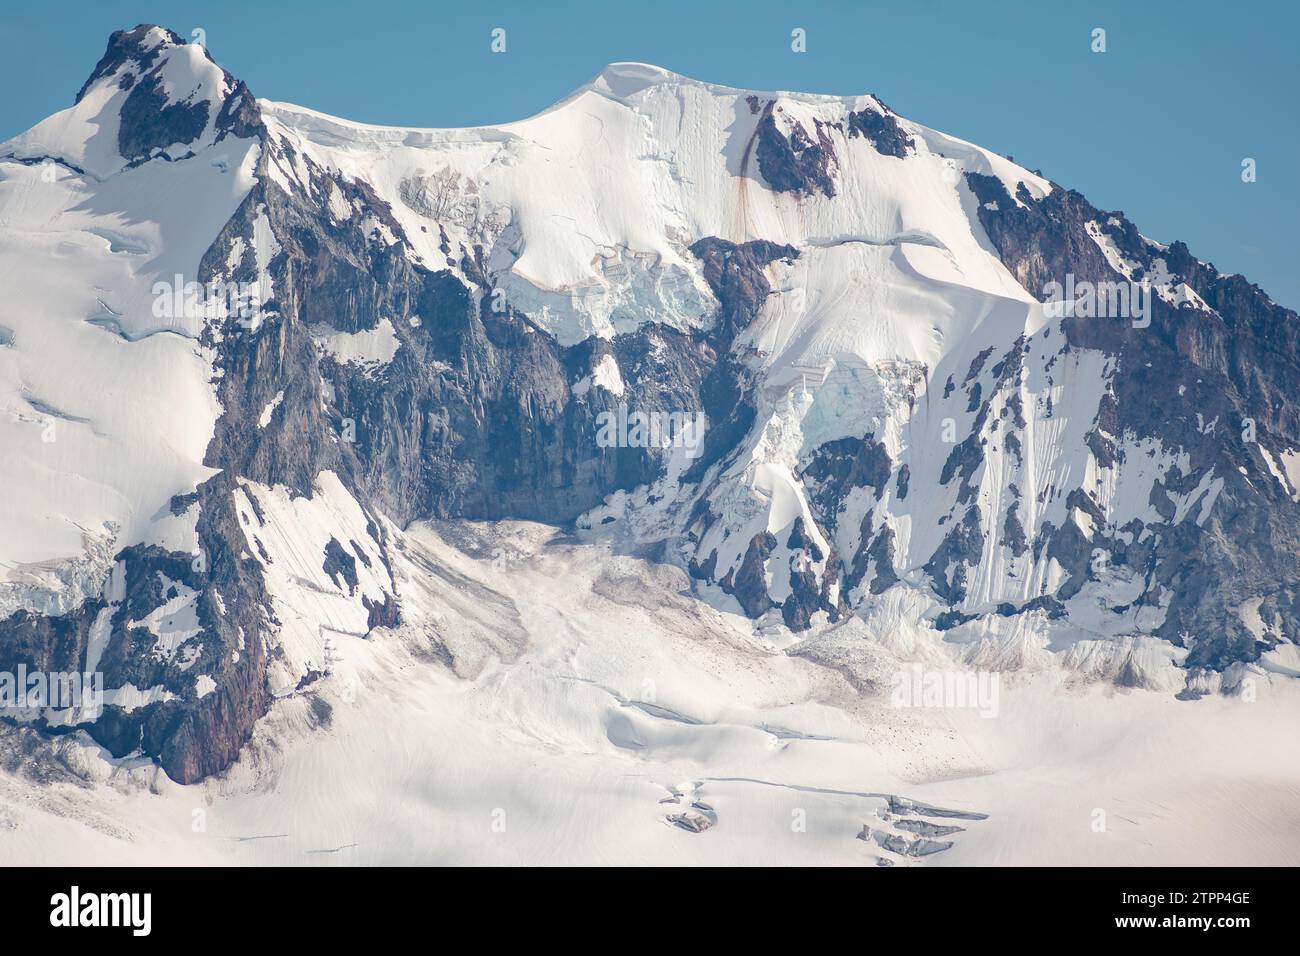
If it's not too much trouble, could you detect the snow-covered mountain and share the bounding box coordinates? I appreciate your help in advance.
[2,24,1298,788]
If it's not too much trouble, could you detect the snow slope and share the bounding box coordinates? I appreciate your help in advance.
[1,29,1296,863]
[0,135,259,616]
[260,61,1044,348]
[0,51,1073,636]
[2,520,1296,866]
[0,26,263,616]
[257,61,1110,640]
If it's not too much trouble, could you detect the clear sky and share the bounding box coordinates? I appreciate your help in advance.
[3,0,1296,309]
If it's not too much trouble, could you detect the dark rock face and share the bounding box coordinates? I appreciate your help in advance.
[0,609,98,706]
[118,70,209,162]
[863,526,901,595]
[799,432,897,601]
[683,238,795,477]
[213,80,264,141]
[322,539,360,594]
[966,174,1115,300]
[923,507,985,605]
[0,480,271,783]
[205,142,717,528]
[782,517,842,629]
[688,238,798,345]
[74,24,264,166]
[968,171,1300,670]
[1002,486,1028,557]
[847,103,915,158]
[802,436,894,524]
[754,102,838,199]
[130,490,272,783]
[75,24,178,104]
[752,97,918,196]
[721,532,778,618]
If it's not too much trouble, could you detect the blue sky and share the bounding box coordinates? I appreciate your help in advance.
[3,0,1296,308]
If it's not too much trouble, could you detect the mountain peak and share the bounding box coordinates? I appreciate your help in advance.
[586,61,686,98]
[4,23,260,179]
[74,24,186,104]
[582,60,903,117]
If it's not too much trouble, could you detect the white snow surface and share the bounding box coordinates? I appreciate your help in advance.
[0,55,1061,624]
[4,27,236,180]
[255,62,1096,623]
[312,318,401,371]
[258,62,1047,349]
[233,471,395,698]
[2,51,1295,867]
[0,143,259,616]
[1,520,1297,866]
[0,29,262,615]
[572,353,625,397]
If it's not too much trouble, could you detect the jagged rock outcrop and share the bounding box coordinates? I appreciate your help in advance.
[966,171,1300,668]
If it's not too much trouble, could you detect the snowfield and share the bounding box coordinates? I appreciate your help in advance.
[2,520,1297,866]
[0,35,261,617]
[2,29,1298,868]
